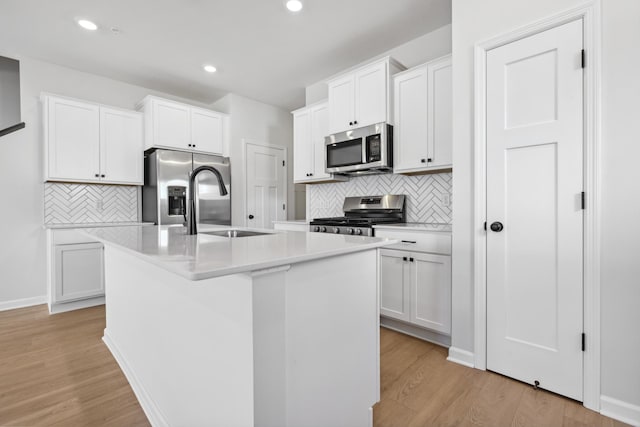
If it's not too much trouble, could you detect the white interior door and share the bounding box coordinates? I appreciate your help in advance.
[245,143,286,229]
[486,19,584,400]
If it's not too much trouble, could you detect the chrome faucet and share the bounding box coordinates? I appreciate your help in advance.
[187,166,228,235]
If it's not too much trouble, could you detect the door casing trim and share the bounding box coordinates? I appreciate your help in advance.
[472,1,601,411]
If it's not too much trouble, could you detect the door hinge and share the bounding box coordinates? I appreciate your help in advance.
[582,333,586,351]
[581,192,586,210]
[581,49,586,68]
[282,160,285,167]
[283,203,286,211]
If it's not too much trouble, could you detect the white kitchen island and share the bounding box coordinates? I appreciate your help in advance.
[82,225,393,427]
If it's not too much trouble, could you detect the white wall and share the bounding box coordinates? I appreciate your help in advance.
[212,94,294,227]
[451,0,640,413]
[305,24,452,106]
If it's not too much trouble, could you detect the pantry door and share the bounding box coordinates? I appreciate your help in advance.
[486,19,584,400]
[245,142,287,229]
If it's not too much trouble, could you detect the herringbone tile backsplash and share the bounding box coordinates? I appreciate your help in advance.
[306,172,452,223]
[44,183,139,224]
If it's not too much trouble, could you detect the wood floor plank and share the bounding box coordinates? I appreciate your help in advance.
[0,304,630,427]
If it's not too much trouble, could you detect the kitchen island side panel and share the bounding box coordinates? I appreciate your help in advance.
[103,246,256,427]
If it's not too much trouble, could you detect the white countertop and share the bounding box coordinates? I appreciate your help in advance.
[81,225,395,281]
[272,220,309,224]
[44,222,154,230]
[373,223,452,233]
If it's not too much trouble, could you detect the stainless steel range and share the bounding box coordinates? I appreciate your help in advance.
[309,195,405,237]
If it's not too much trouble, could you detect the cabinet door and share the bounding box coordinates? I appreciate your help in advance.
[393,66,429,172]
[54,243,104,303]
[293,110,312,182]
[100,107,144,184]
[410,252,451,334]
[427,56,453,168]
[310,103,330,180]
[152,99,191,150]
[379,249,411,322]
[328,74,355,134]
[191,107,224,154]
[355,61,387,128]
[46,97,100,182]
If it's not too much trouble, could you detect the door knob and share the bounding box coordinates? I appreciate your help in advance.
[490,222,504,232]
[248,215,254,219]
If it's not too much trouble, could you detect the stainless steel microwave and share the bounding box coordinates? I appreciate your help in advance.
[325,123,393,175]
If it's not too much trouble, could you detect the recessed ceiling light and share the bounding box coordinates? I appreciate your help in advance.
[286,0,303,12]
[203,65,217,73]
[77,19,98,31]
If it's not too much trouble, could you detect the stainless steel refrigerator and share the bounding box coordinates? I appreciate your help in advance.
[142,149,231,226]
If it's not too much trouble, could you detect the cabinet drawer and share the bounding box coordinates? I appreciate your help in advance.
[375,229,451,255]
[51,229,100,245]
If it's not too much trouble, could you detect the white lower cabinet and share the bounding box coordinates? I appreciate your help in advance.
[54,243,104,303]
[379,249,451,335]
[47,229,106,314]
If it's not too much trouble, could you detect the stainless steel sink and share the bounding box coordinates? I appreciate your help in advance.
[202,229,272,238]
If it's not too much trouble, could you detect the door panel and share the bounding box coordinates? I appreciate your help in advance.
[293,110,312,182]
[100,108,143,184]
[47,97,100,181]
[153,99,190,150]
[310,104,330,180]
[427,57,453,167]
[54,243,104,303]
[246,144,286,228]
[379,250,410,322]
[411,252,451,334]
[328,75,355,134]
[191,108,223,154]
[355,62,387,128]
[486,19,584,400]
[393,66,428,171]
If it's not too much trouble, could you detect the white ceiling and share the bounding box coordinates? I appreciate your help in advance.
[0,0,451,110]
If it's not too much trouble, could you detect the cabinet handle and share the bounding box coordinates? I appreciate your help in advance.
[94,173,99,178]
[193,144,196,147]
[309,173,313,177]
[101,174,105,178]
[402,256,408,261]
[349,121,353,126]
[401,240,417,244]
[421,159,426,163]
[410,257,414,262]
[354,120,358,125]
[427,158,432,163]
[188,144,191,147]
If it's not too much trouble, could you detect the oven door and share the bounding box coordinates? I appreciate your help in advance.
[325,137,364,173]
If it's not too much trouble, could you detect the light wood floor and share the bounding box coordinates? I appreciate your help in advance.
[0,305,627,427]
[374,327,628,427]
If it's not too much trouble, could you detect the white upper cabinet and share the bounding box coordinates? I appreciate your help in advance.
[152,99,190,149]
[292,101,344,184]
[139,96,229,156]
[355,60,387,129]
[393,55,452,174]
[327,57,404,134]
[100,107,144,184]
[191,107,223,154]
[43,94,143,185]
[46,97,101,182]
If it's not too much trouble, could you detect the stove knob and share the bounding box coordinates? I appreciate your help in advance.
[313,226,320,232]
[333,228,340,234]
[348,228,355,235]
[355,229,363,235]
[320,226,327,232]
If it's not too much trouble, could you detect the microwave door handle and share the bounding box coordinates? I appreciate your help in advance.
[362,138,367,164]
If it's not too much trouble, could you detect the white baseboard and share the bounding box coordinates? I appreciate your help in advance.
[48,297,105,314]
[601,395,640,427]
[103,330,168,427]
[0,295,46,312]
[446,346,475,368]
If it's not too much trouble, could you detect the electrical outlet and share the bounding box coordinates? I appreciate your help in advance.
[441,193,451,207]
